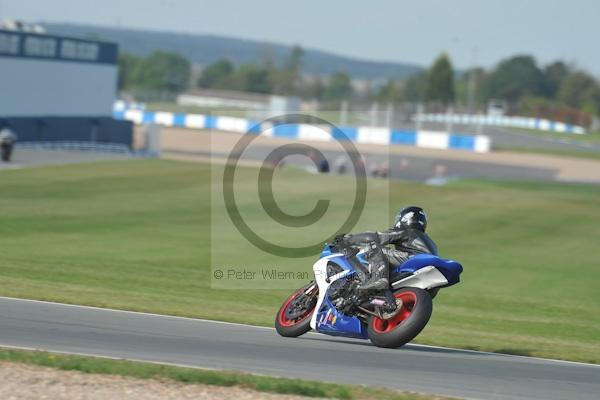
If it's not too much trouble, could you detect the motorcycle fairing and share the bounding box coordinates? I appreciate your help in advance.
[393,254,463,287]
[314,297,367,338]
[310,251,368,339]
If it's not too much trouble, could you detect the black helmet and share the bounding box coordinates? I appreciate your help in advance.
[394,206,427,231]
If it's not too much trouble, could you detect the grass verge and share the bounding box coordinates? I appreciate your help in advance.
[510,128,600,144]
[0,348,448,400]
[0,159,599,363]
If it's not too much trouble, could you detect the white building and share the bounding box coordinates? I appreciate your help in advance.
[177,89,301,118]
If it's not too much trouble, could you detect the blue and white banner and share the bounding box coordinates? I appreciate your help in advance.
[114,109,492,153]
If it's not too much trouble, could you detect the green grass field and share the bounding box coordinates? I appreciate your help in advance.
[0,159,599,363]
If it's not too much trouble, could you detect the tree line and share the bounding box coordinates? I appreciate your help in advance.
[118,51,191,94]
[375,54,600,123]
[118,46,352,102]
[117,47,600,122]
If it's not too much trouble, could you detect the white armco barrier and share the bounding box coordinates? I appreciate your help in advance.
[297,124,332,142]
[416,113,586,134]
[474,136,491,153]
[357,126,394,145]
[154,112,174,126]
[215,116,248,133]
[416,131,450,150]
[184,114,206,129]
[113,108,493,153]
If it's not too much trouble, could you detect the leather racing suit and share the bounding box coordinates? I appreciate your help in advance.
[341,228,438,290]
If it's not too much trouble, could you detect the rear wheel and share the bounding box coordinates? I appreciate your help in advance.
[275,282,318,337]
[367,287,432,348]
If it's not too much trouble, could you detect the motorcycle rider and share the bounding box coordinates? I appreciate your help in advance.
[0,123,17,162]
[335,206,437,291]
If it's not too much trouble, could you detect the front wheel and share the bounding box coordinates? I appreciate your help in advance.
[367,287,432,348]
[275,282,318,337]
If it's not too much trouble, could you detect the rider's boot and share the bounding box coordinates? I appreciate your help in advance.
[380,289,403,319]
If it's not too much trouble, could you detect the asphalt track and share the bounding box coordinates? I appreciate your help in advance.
[166,146,558,183]
[0,148,132,170]
[0,146,132,169]
[161,126,600,183]
[1,297,598,400]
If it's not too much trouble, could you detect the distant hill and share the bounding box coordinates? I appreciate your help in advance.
[43,23,422,81]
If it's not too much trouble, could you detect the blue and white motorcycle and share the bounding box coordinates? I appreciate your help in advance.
[275,243,463,348]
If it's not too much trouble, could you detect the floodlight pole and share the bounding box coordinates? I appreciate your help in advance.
[466,47,478,114]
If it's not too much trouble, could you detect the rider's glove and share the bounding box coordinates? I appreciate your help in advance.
[332,233,347,247]
[330,234,347,251]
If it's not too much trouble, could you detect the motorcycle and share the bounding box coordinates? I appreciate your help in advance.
[275,243,463,348]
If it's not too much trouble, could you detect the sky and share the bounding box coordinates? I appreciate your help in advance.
[1,0,599,73]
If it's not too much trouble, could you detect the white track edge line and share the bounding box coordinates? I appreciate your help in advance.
[1,296,598,368]
[0,295,273,330]
[0,343,226,372]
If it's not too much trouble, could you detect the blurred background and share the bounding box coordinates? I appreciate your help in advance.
[2,0,600,181]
